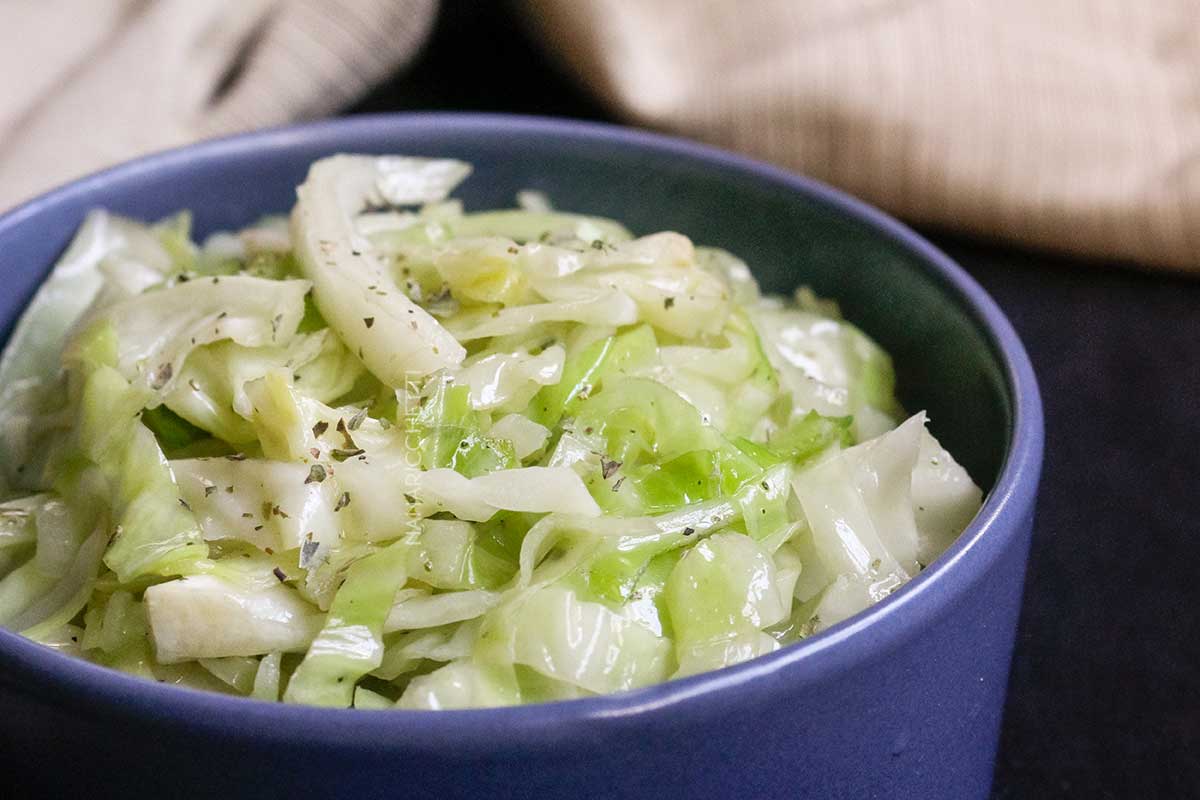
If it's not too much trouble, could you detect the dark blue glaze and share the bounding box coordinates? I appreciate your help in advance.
[0,114,1042,799]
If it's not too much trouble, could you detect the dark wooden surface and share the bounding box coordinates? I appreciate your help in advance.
[353,4,1200,797]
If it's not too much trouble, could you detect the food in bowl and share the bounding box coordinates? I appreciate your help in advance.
[0,155,981,709]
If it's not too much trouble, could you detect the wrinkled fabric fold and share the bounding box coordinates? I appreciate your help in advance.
[0,0,437,211]
[523,0,1200,271]
[2,0,1197,271]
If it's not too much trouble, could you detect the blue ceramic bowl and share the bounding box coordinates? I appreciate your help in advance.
[0,114,1042,799]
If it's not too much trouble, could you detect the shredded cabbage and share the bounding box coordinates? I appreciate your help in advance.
[0,154,983,708]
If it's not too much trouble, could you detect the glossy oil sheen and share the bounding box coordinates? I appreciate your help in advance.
[0,115,1042,799]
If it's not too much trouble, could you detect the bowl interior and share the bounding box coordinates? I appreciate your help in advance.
[0,116,1010,490]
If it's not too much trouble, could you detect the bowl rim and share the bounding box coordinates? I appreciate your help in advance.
[0,112,1043,750]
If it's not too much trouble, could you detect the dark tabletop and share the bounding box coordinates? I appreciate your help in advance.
[353,4,1200,797]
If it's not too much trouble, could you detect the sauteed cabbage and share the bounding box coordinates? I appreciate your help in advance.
[0,156,981,708]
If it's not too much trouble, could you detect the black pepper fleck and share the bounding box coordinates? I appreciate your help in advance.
[149,363,173,390]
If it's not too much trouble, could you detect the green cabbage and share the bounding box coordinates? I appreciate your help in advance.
[0,154,984,708]
[283,539,409,707]
[479,584,672,695]
[75,350,208,583]
[665,532,788,677]
[291,156,467,383]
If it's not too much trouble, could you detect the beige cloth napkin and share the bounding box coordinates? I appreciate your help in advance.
[0,0,435,210]
[3,1,1197,271]
[526,0,1200,271]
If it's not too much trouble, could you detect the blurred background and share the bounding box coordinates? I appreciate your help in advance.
[2,1,1197,797]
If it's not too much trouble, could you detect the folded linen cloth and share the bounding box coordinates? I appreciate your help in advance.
[0,0,435,211]
[2,0,1196,271]
[525,0,1200,271]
